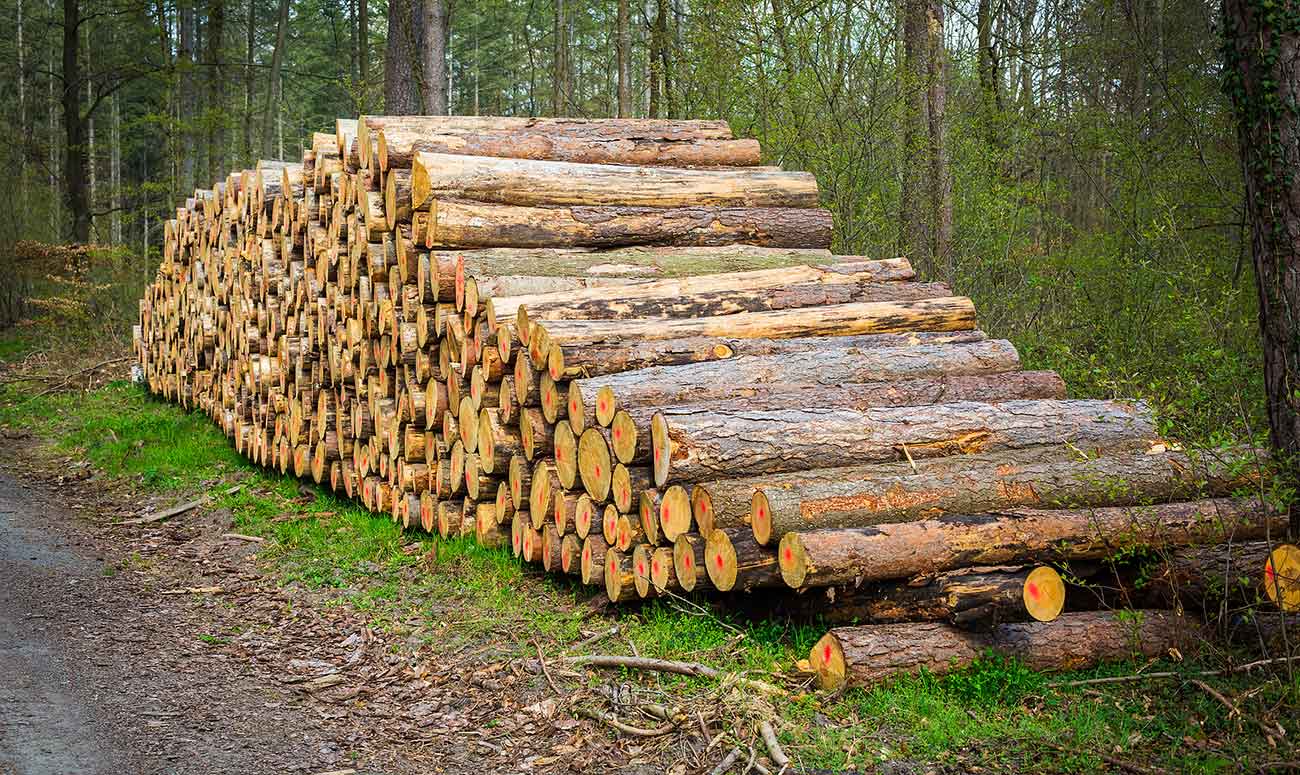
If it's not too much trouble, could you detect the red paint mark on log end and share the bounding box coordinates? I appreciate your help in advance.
[1028,582,1039,599]
[714,554,723,570]
[823,644,831,663]
[783,548,792,564]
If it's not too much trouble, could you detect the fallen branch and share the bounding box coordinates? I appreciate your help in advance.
[565,625,620,653]
[1191,679,1286,739]
[562,654,784,695]
[534,640,561,694]
[1048,655,1300,688]
[222,532,265,543]
[122,496,207,525]
[758,720,790,772]
[707,748,741,775]
[160,586,224,595]
[576,706,675,737]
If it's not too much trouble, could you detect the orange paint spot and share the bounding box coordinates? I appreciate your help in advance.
[653,561,659,573]
[583,548,589,561]
[783,548,792,564]
[570,401,577,412]
[614,429,621,439]
[654,448,660,461]
[595,465,601,477]
[637,563,644,575]
[684,555,692,569]
[1267,563,1275,580]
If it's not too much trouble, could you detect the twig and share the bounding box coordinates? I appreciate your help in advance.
[1048,655,1300,688]
[222,532,264,543]
[576,706,675,737]
[758,720,790,772]
[708,748,741,775]
[1040,739,1167,775]
[566,625,620,653]
[1191,679,1286,739]
[562,654,784,695]
[534,640,561,694]
[122,496,207,525]
[160,586,224,595]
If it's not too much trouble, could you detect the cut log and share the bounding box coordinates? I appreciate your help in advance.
[610,464,653,515]
[582,535,609,586]
[746,443,1252,546]
[604,549,640,602]
[560,533,583,575]
[455,245,842,282]
[547,329,986,380]
[650,399,1156,487]
[672,533,713,593]
[423,199,833,250]
[411,152,819,210]
[647,546,681,596]
[705,528,784,592]
[778,497,1284,589]
[501,262,935,323]
[632,544,670,598]
[810,610,1193,690]
[1265,544,1300,612]
[538,298,977,355]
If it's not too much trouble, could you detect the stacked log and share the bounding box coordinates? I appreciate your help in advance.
[135,114,1290,691]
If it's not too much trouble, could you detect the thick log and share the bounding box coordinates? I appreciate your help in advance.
[538,299,977,357]
[500,261,930,323]
[650,398,1156,487]
[778,497,1284,589]
[746,444,1253,545]
[455,245,842,282]
[411,152,819,210]
[705,528,784,592]
[381,126,761,169]
[547,329,988,380]
[423,199,833,250]
[810,610,1193,689]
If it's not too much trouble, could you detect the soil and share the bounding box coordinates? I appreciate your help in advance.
[0,436,647,775]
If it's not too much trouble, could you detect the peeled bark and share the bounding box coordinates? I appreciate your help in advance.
[747,444,1255,545]
[422,200,833,250]
[778,497,1284,589]
[651,398,1155,487]
[411,152,818,209]
[811,610,1193,689]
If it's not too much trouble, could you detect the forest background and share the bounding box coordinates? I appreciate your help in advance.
[0,0,1253,450]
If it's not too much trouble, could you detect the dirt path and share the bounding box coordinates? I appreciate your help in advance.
[0,470,348,775]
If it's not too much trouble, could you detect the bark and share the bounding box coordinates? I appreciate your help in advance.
[651,398,1152,487]
[421,0,448,114]
[779,497,1284,589]
[1222,0,1300,535]
[421,200,834,249]
[261,0,290,159]
[410,152,819,209]
[457,245,840,282]
[571,339,1023,410]
[62,0,89,242]
[539,298,975,360]
[385,0,421,114]
[549,329,985,380]
[747,444,1254,545]
[812,610,1194,689]
[206,0,226,182]
[617,0,631,117]
[501,264,935,324]
[383,131,759,172]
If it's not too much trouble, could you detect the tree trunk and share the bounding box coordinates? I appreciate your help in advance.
[358,0,369,109]
[779,497,1282,589]
[411,152,818,209]
[552,0,566,115]
[178,0,195,193]
[206,0,226,182]
[261,0,290,159]
[385,0,421,113]
[811,611,1194,689]
[62,0,89,242]
[244,0,254,163]
[977,0,999,111]
[650,398,1153,487]
[421,0,448,114]
[617,0,631,117]
[85,24,95,239]
[900,0,952,281]
[657,0,672,117]
[1222,0,1300,536]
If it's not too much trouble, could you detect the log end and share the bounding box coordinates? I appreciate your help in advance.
[578,428,613,502]
[1024,566,1066,622]
[567,382,587,435]
[809,631,847,691]
[777,532,808,589]
[595,386,618,427]
[691,484,716,535]
[554,422,578,489]
[651,412,671,488]
[661,485,692,542]
[751,489,772,546]
[611,410,638,465]
[705,528,739,592]
[1265,544,1300,612]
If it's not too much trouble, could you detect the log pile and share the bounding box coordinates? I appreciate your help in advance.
[135,115,1295,691]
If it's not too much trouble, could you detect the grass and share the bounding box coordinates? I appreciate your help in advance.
[1,338,1294,772]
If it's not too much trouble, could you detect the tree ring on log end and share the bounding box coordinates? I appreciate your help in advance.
[1265,544,1300,612]
[1023,566,1066,622]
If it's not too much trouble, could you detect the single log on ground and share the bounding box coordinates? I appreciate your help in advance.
[746,443,1252,546]
[650,398,1156,487]
[810,610,1193,690]
[778,497,1283,589]
[423,200,833,250]
[411,152,818,209]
